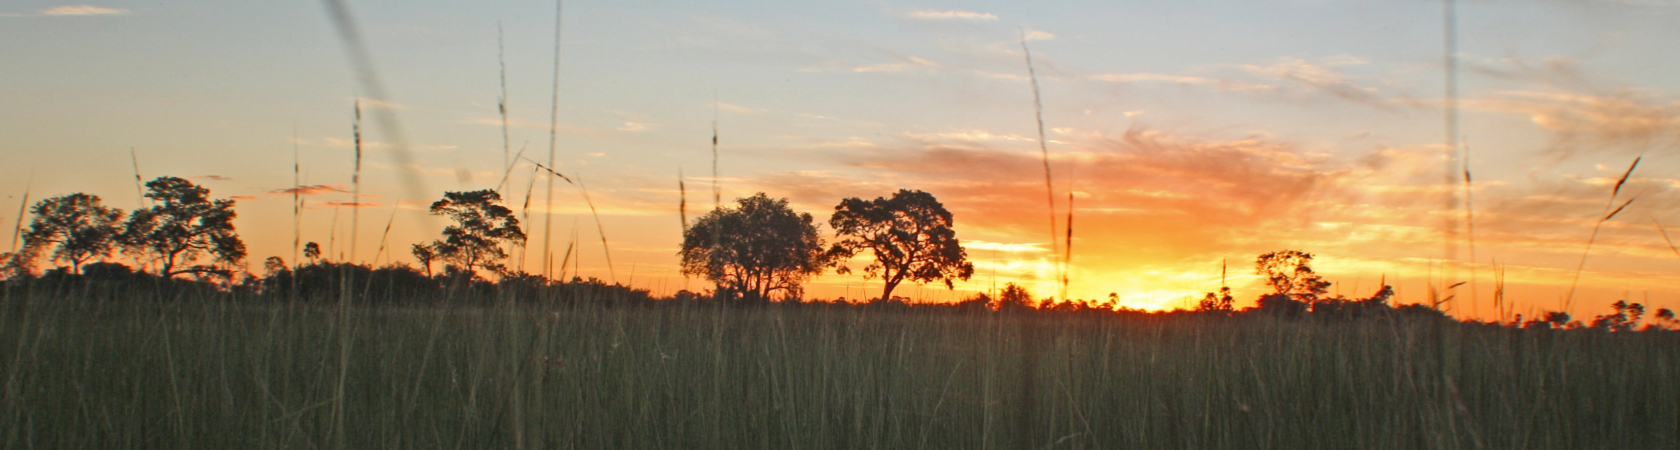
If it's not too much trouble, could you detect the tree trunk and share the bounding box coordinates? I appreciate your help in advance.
[881,270,904,301]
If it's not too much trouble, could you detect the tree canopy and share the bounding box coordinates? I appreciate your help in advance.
[23,193,124,274]
[423,189,525,277]
[680,193,828,301]
[1255,250,1330,303]
[120,177,246,278]
[829,189,973,300]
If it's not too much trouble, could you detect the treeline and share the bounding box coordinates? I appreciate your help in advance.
[3,176,1676,331]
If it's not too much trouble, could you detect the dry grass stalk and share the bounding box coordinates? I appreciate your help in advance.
[711,100,721,211]
[328,206,340,262]
[558,225,577,282]
[495,141,531,193]
[1463,140,1478,316]
[1019,28,1061,300]
[293,126,301,297]
[521,155,613,283]
[9,184,29,254]
[129,147,145,208]
[372,200,400,266]
[1564,155,1641,313]
[1062,192,1073,301]
[540,0,564,281]
[519,166,538,274]
[1653,218,1680,261]
[573,175,617,284]
[351,99,363,263]
[1492,261,1509,323]
[498,21,510,175]
[679,168,688,232]
[321,0,423,201]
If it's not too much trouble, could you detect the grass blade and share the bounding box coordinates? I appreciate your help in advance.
[541,0,564,280]
[1020,28,1060,301]
[320,0,425,201]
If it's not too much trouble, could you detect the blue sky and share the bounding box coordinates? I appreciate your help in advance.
[4,0,1680,317]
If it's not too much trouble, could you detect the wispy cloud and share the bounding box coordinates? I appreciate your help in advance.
[617,121,654,132]
[902,129,1036,143]
[1022,30,1055,41]
[853,55,938,73]
[268,184,349,196]
[322,201,383,208]
[1242,57,1391,107]
[3,5,130,17]
[903,10,999,21]
[717,102,761,116]
[1464,91,1680,155]
[41,5,127,16]
[965,240,1050,253]
[1090,73,1276,91]
[319,136,458,151]
[355,98,403,110]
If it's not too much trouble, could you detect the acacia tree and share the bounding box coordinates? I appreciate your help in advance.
[1255,250,1330,303]
[424,189,524,277]
[22,193,124,274]
[829,189,974,300]
[680,193,828,301]
[120,177,246,277]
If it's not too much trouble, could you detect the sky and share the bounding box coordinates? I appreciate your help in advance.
[4,0,1680,319]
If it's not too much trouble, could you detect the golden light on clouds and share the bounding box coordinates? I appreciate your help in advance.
[40,5,127,16]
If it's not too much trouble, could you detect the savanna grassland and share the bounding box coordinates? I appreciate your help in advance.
[3,276,1677,450]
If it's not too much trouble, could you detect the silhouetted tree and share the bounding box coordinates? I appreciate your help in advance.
[1652,308,1678,330]
[1255,250,1330,304]
[829,189,974,300]
[680,193,828,301]
[21,193,124,274]
[1525,311,1573,329]
[1197,286,1234,312]
[119,177,246,278]
[423,190,525,278]
[1591,300,1645,332]
[303,242,321,264]
[994,282,1036,310]
[411,243,437,278]
[0,248,39,280]
[263,256,288,277]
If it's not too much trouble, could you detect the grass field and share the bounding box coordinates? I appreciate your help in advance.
[2,279,1678,449]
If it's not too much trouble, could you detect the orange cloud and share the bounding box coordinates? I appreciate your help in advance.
[268,184,349,196]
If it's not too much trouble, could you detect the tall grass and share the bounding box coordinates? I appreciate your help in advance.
[1019,29,1061,301]
[540,0,564,280]
[7,185,27,255]
[128,147,145,209]
[351,100,364,264]
[2,283,1676,449]
[1564,156,1640,313]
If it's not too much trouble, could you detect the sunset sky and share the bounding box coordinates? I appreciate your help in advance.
[4,0,1680,318]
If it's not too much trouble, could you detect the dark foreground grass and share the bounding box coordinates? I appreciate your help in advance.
[2,284,1677,449]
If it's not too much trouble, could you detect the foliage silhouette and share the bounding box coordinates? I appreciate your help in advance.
[994,282,1036,310]
[411,243,437,277]
[423,190,526,278]
[1255,250,1331,304]
[828,189,974,301]
[680,193,828,301]
[1591,300,1646,331]
[303,242,321,264]
[22,193,124,274]
[119,177,246,278]
[1197,286,1234,313]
